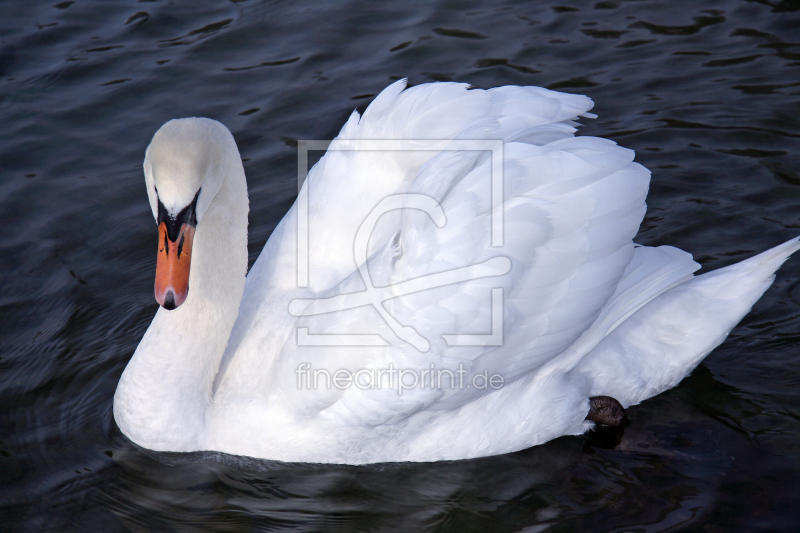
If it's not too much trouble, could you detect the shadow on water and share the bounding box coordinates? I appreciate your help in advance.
[91,392,734,533]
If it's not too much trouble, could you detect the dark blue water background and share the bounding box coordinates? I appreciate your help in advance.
[1,0,800,531]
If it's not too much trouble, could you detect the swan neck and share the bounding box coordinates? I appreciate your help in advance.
[114,157,248,452]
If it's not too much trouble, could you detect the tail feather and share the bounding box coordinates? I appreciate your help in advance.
[691,236,800,300]
[576,236,800,407]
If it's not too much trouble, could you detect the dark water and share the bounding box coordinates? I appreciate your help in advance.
[2,0,800,530]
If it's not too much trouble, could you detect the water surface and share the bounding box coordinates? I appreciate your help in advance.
[2,0,800,531]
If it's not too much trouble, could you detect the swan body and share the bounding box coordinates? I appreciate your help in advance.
[114,80,799,464]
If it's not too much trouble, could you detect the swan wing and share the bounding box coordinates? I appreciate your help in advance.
[218,81,593,384]
[303,137,657,424]
[218,81,691,430]
[299,80,596,292]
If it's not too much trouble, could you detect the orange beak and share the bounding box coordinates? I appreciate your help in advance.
[154,221,195,310]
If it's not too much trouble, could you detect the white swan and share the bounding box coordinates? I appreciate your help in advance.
[113,79,799,464]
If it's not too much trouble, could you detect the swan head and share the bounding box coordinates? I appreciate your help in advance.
[143,117,238,309]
